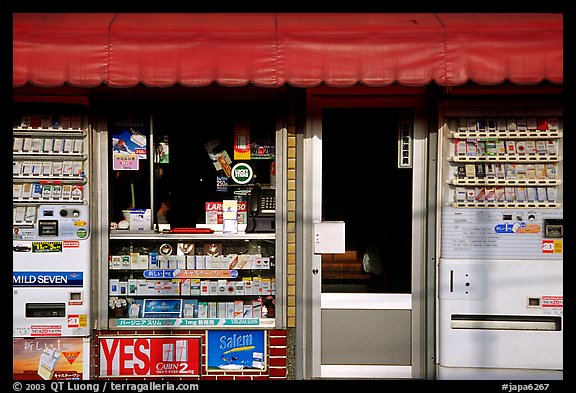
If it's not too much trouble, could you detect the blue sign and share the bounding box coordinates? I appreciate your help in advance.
[143,269,175,279]
[207,330,266,371]
[13,272,83,287]
[494,222,525,233]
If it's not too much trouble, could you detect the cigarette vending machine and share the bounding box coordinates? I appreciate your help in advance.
[436,102,563,380]
[13,107,92,380]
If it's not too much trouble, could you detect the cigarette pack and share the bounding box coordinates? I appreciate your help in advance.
[13,184,23,199]
[51,161,63,176]
[226,302,235,318]
[121,255,131,269]
[243,278,253,295]
[217,279,227,295]
[15,206,26,222]
[487,119,496,130]
[128,279,138,295]
[30,138,44,153]
[109,279,120,295]
[253,277,262,295]
[13,161,22,175]
[119,282,128,296]
[63,139,74,153]
[546,164,557,179]
[496,140,506,155]
[476,118,486,131]
[130,253,140,269]
[525,164,536,179]
[32,162,43,176]
[73,139,84,154]
[476,140,486,156]
[41,162,53,176]
[458,118,468,131]
[13,137,23,152]
[516,118,527,131]
[43,139,54,152]
[226,282,235,296]
[209,281,218,295]
[495,187,505,201]
[218,302,227,318]
[51,185,62,199]
[495,164,506,178]
[243,304,253,318]
[525,140,537,155]
[515,187,527,202]
[156,255,168,269]
[190,279,201,296]
[52,139,63,152]
[466,139,477,156]
[456,140,467,155]
[485,188,495,202]
[515,165,526,179]
[234,300,244,318]
[475,188,485,202]
[25,206,36,223]
[466,189,476,202]
[456,166,466,179]
[183,303,195,318]
[209,302,218,318]
[467,118,477,131]
[148,252,159,269]
[497,119,508,131]
[180,279,191,296]
[41,184,52,199]
[536,140,547,155]
[40,115,52,129]
[62,161,73,176]
[235,281,245,295]
[515,141,526,154]
[475,164,486,179]
[198,302,208,319]
[200,281,210,296]
[547,118,559,131]
[71,185,83,200]
[110,255,122,270]
[536,188,547,202]
[72,161,83,176]
[506,164,517,179]
[526,188,536,202]
[546,187,557,202]
[526,118,538,130]
[546,140,557,155]
[505,187,516,202]
[506,119,517,130]
[485,140,497,156]
[505,141,516,155]
[455,187,466,202]
[252,300,262,319]
[22,138,32,152]
[485,164,495,178]
[536,119,549,130]
[139,254,149,269]
[32,183,42,198]
[21,183,32,198]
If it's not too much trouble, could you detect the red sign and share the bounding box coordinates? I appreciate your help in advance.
[99,336,201,377]
[542,239,554,254]
[541,296,563,308]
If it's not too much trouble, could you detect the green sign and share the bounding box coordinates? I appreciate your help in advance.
[231,163,253,184]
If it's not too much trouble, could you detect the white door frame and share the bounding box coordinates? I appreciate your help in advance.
[300,94,430,379]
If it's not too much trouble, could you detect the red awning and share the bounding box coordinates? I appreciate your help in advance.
[13,13,563,88]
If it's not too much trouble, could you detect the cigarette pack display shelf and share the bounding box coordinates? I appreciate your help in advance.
[109,230,275,241]
[450,131,562,140]
[107,236,277,329]
[444,119,562,210]
[450,179,560,186]
[449,155,560,163]
[452,202,562,209]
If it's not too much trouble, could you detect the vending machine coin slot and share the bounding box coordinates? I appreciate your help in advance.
[543,219,563,238]
[38,220,58,236]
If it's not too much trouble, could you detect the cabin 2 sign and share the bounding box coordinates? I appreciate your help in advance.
[99,336,201,377]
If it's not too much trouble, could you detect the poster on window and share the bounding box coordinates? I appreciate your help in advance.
[99,335,201,377]
[111,117,148,170]
[13,337,89,380]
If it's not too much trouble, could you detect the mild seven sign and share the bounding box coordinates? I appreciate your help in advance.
[13,271,84,287]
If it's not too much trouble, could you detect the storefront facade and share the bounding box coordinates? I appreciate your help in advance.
[13,13,563,381]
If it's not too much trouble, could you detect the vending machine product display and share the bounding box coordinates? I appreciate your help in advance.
[13,106,92,380]
[436,102,563,380]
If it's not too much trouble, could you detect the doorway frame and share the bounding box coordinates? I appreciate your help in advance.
[297,88,435,380]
